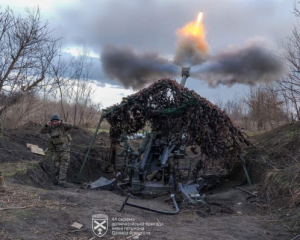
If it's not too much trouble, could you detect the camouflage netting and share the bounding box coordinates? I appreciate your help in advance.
[103,79,248,159]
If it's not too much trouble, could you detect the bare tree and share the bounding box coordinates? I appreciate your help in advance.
[216,94,250,129]
[12,92,43,127]
[67,46,94,125]
[50,51,74,121]
[0,7,59,94]
[0,7,103,129]
[218,86,288,131]
[46,46,100,126]
[273,2,300,122]
[245,86,287,130]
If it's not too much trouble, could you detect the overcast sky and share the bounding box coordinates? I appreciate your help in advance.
[0,0,296,107]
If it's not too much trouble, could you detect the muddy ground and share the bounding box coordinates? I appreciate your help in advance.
[0,123,299,240]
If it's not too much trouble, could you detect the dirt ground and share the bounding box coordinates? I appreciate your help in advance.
[0,123,299,240]
[0,181,298,240]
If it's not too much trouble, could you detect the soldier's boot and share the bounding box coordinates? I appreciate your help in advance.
[0,175,6,192]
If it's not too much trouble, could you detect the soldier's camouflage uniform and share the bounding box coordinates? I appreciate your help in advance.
[40,122,73,185]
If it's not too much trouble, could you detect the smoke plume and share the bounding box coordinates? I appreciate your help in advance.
[173,12,208,67]
[173,35,208,67]
[101,12,286,89]
[190,39,286,87]
[101,45,180,89]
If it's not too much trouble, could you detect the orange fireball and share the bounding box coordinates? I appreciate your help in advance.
[177,12,208,54]
[180,12,204,37]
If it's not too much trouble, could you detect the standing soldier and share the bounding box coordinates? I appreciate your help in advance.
[40,114,73,187]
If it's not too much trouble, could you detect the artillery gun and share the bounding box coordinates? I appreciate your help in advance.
[116,130,197,195]
[115,68,205,198]
[87,68,207,209]
[81,67,248,214]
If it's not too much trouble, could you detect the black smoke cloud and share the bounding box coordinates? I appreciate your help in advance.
[102,39,286,89]
[190,39,286,87]
[101,45,180,89]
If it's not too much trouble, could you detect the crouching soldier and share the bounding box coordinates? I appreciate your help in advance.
[40,114,73,187]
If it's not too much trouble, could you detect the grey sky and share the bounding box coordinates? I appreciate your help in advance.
[51,0,294,53]
[51,0,298,104]
[1,0,296,106]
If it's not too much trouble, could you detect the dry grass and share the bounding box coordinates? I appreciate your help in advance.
[244,122,300,207]
[1,93,101,129]
[0,161,40,177]
[262,163,300,207]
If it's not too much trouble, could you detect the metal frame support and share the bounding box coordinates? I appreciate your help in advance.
[76,106,120,182]
[239,155,252,186]
[120,194,179,215]
[76,115,104,182]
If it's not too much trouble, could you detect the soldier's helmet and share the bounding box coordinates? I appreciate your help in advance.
[50,114,60,121]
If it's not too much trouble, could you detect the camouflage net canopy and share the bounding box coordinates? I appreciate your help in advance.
[104,79,248,159]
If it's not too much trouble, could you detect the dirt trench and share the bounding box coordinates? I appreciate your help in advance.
[0,123,299,239]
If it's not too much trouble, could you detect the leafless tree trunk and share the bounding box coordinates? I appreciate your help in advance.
[50,51,74,121]
[0,7,59,94]
[273,1,300,122]
[245,86,287,131]
[68,46,94,126]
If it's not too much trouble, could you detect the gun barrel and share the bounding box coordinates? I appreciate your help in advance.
[180,67,190,87]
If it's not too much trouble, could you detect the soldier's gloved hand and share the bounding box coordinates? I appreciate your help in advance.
[47,121,52,127]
